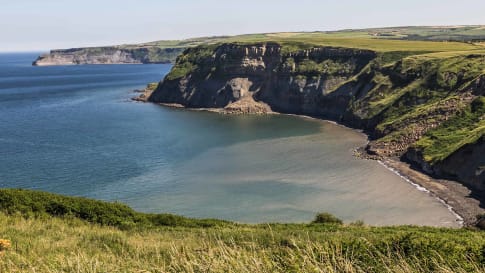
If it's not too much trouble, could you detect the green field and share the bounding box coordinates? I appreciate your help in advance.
[117,26,485,55]
[1,189,485,273]
[224,33,482,53]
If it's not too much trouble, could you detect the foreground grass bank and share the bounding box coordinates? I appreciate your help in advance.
[1,189,485,272]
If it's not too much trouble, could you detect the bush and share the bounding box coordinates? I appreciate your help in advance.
[0,189,228,229]
[312,212,343,225]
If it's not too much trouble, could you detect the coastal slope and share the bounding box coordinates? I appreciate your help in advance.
[148,40,485,195]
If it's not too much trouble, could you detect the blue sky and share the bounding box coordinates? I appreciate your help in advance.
[1,0,484,52]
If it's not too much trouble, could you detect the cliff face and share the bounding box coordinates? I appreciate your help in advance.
[33,47,184,66]
[149,43,485,189]
[437,137,485,189]
[407,136,485,190]
[149,43,376,116]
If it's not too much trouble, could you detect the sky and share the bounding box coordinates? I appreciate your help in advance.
[1,0,485,52]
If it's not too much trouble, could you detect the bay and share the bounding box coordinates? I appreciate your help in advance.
[0,53,459,226]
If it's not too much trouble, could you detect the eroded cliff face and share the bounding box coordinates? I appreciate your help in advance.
[149,43,485,189]
[436,137,485,189]
[407,136,485,190]
[33,47,184,66]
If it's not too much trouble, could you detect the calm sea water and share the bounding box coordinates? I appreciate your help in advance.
[0,53,459,226]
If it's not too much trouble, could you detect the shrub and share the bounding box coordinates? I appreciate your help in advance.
[0,189,228,229]
[312,212,343,225]
[349,220,366,227]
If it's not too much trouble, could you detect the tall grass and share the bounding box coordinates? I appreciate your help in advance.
[1,189,484,272]
[1,214,485,272]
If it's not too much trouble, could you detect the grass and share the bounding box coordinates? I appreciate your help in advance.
[2,215,485,273]
[215,34,481,55]
[133,26,485,50]
[375,95,467,135]
[207,30,483,53]
[146,82,159,91]
[277,36,480,52]
[328,25,485,42]
[1,189,485,272]
[414,97,485,164]
[164,45,217,81]
[0,189,230,229]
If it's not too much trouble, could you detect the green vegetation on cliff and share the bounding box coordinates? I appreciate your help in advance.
[415,97,485,164]
[360,52,484,121]
[165,45,218,81]
[362,52,485,159]
[1,189,485,272]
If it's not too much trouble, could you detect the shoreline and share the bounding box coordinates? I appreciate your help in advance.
[379,158,483,226]
[377,159,465,227]
[278,112,476,226]
[134,96,483,227]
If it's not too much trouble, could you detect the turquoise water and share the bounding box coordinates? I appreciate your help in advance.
[0,53,459,226]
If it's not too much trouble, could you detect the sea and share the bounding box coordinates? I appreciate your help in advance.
[0,52,459,226]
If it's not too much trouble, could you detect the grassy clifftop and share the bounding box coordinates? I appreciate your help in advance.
[140,25,485,51]
[34,26,485,65]
[1,189,485,272]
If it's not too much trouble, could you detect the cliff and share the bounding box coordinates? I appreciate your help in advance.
[33,46,185,66]
[149,42,485,191]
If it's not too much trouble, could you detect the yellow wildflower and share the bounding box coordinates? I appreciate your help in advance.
[0,239,11,252]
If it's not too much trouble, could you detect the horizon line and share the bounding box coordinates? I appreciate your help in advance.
[2,24,484,53]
